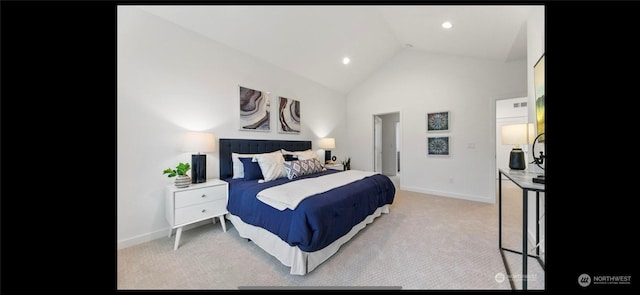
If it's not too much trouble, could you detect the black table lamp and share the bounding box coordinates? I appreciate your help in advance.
[501,123,533,170]
[319,138,336,164]
[183,132,216,183]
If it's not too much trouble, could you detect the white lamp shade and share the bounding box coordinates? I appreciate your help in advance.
[319,138,336,149]
[501,123,534,145]
[182,132,216,153]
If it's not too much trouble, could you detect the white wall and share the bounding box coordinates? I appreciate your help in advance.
[117,7,347,249]
[526,6,545,255]
[346,49,526,203]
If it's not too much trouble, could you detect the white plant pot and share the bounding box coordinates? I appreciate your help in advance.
[174,175,191,188]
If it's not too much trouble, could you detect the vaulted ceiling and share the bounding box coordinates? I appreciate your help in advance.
[138,5,537,94]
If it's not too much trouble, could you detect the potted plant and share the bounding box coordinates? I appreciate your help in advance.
[341,157,351,171]
[163,162,191,188]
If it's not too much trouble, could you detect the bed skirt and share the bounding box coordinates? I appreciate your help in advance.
[227,204,390,275]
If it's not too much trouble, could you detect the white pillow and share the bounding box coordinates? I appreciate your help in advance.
[232,153,259,179]
[297,149,318,161]
[253,151,287,182]
[281,149,318,161]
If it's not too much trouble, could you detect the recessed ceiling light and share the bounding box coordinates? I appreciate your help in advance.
[442,21,452,29]
[342,57,350,65]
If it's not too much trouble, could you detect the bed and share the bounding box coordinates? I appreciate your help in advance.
[219,138,395,275]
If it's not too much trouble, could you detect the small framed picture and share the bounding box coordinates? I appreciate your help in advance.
[426,111,450,132]
[427,136,450,156]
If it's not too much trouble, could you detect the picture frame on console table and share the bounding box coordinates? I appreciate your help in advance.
[532,53,545,183]
[534,54,545,142]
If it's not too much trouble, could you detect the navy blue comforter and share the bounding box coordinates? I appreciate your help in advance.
[225,170,395,252]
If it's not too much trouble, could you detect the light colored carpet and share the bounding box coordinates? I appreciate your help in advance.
[117,180,544,290]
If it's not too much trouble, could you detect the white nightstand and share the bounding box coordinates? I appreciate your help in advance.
[165,179,228,250]
[324,163,344,171]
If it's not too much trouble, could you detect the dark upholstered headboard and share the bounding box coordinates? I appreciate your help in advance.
[219,138,312,179]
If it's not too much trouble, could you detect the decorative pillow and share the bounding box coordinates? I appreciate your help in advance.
[297,150,318,160]
[253,151,287,182]
[281,149,318,161]
[283,158,324,180]
[232,153,259,179]
[283,154,299,161]
[239,157,263,181]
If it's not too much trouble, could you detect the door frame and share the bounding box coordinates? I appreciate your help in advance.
[372,111,402,178]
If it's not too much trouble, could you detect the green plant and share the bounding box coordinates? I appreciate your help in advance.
[163,162,190,177]
[341,157,351,169]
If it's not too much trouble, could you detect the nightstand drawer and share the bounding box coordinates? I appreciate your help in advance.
[174,198,227,226]
[175,185,226,208]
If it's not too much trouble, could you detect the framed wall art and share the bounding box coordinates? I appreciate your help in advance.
[426,111,449,132]
[534,54,545,142]
[239,85,270,132]
[278,96,300,134]
[427,136,450,156]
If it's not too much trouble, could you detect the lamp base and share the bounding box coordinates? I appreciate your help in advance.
[324,150,332,164]
[192,154,206,183]
[509,148,525,170]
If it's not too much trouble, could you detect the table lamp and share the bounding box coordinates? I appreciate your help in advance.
[501,123,534,170]
[183,132,216,183]
[319,138,336,164]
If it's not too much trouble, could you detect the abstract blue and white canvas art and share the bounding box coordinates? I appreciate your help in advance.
[278,96,300,133]
[239,86,270,131]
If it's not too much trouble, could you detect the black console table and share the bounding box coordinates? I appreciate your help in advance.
[498,169,545,290]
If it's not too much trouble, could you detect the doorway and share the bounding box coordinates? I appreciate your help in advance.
[374,116,382,173]
[373,112,400,181]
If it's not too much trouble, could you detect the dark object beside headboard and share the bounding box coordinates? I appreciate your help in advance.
[219,139,312,179]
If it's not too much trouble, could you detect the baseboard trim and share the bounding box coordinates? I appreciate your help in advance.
[400,186,494,204]
[117,219,214,250]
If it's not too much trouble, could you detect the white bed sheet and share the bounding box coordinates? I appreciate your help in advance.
[227,204,390,275]
[257,170,378,211]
